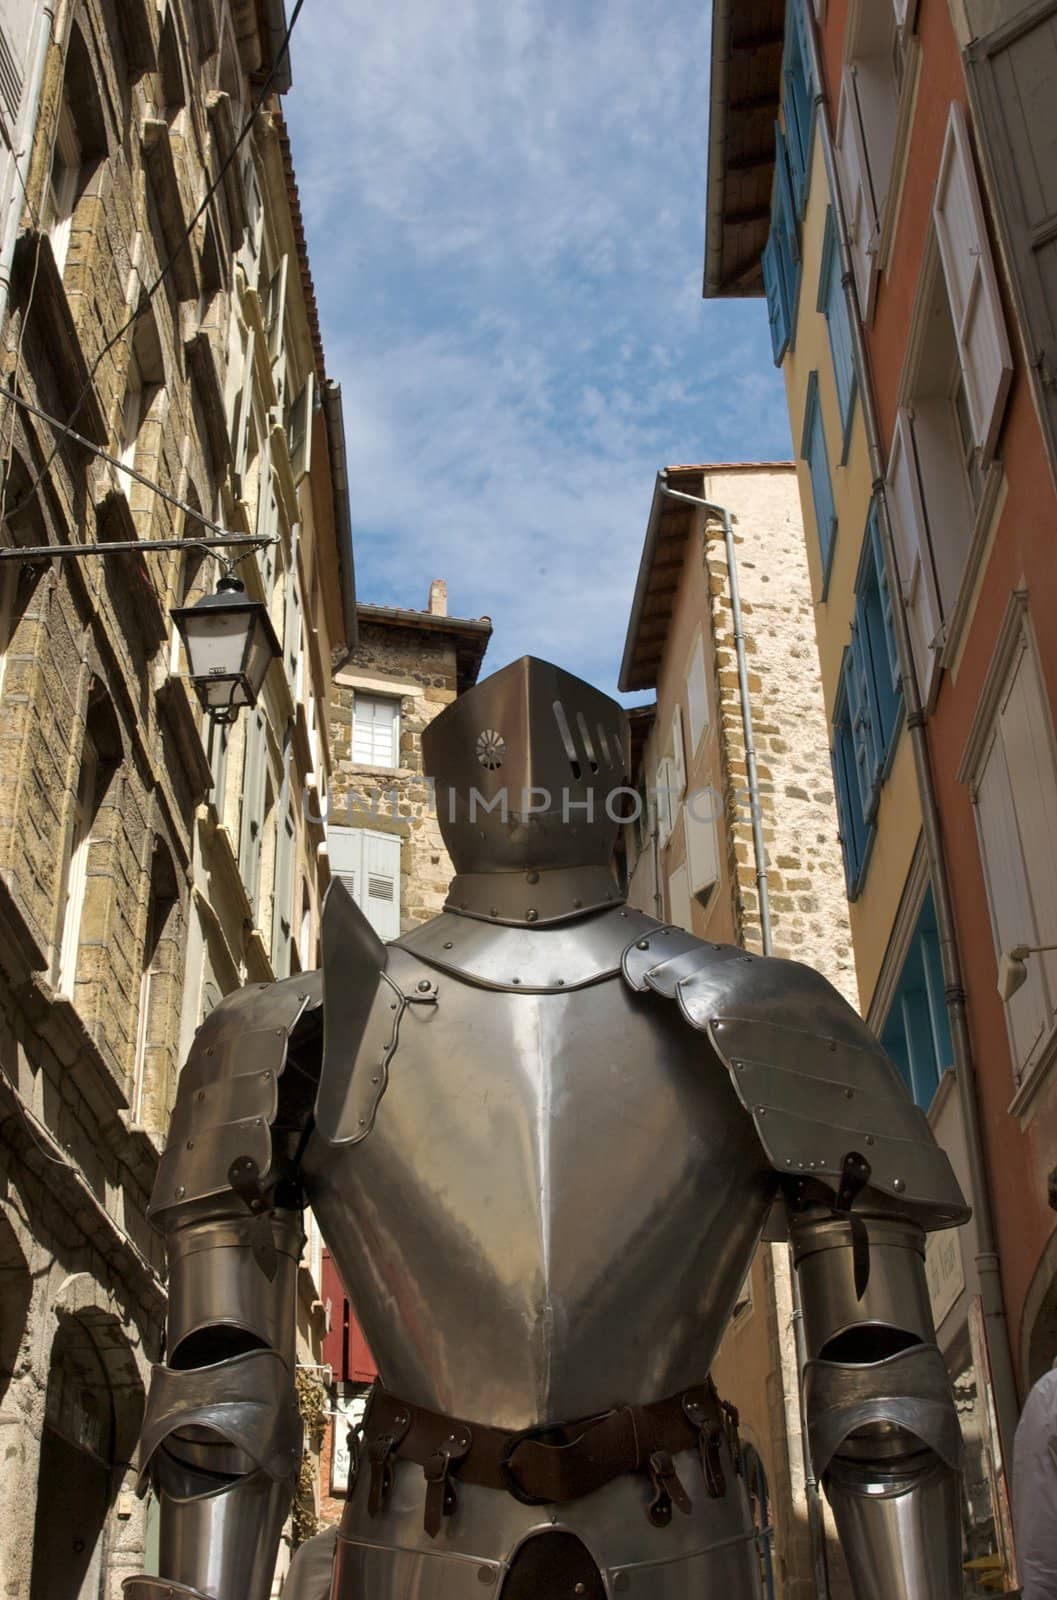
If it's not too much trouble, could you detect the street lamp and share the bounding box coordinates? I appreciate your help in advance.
[172,572,282,725]
[997,942,1057,1002]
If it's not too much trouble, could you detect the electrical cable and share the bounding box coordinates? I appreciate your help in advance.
[5,0,307,524]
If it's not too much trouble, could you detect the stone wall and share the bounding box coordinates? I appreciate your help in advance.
[704,466,859,1005]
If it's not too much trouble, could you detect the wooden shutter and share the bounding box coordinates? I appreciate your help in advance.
[933,103,1013,463]
[272,807,295,978]
[835,66,880,321]
[667,861,693,933]
[967,2,1057,476]
[686,634,709,752]
[287,372,314,481]
[363,832,401,941]
[684,803,720,901]
[886,409,942,705]
[802,374,837,572]
[974,726,1049,1077]
[671,706,686,797]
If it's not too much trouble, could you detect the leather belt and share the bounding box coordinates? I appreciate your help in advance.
[363,1379,741,1539]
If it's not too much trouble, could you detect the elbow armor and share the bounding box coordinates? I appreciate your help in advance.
[125,974,323,1600]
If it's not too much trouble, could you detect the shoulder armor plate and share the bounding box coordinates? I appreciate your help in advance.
[316,878,439,1146]
[150,972,322,1225]
[623,930,968,1228]
[395,903,657,992]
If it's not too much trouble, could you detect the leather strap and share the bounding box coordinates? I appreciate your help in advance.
[363,1379,735,1535]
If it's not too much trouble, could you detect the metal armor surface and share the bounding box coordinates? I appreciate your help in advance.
[127,654,968,1600]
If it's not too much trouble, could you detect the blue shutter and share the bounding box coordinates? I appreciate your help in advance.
[763,233,790,366]
[847,627,882,823]
[831,674,868,897]
[818,209,857,441]
[855,503,903,763]
[783,0,815,215]
[880,892,952,1111]
[802,372,837,576]
[868,503,900,695]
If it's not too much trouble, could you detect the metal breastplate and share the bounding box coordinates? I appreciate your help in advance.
[301,921,775,1432]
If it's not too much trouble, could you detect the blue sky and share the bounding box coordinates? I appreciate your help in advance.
[284,0,792,698]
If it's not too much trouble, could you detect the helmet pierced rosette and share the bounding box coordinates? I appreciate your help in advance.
[421,656,631,924]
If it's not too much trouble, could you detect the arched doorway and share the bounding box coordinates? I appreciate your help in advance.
[28,1303,144,1600]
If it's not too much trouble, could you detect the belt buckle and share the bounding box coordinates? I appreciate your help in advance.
[499,1425,555,1507]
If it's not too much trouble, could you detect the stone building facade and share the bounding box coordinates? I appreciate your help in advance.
[619,462,858,1600]
[316,580,491,1528]
[0,5,354,1597]
[325,581,492,937]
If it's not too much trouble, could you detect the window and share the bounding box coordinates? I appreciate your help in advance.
[328,827,401,941]
[48,101,81,276]
[684,801,720,908]
[968,616,1057,1087]
[132,843,178,1126]
[830,505,902,899]
[686,631,710,753]
[118,314,164,479]
[818,208,857,450]
[762,128,802,366]
[886,105,1012,704]
[55,733,98,996]
[352,694,400,769]
[783,0,815,216]
[881,890,952,1112]
[801,371,837,583]
[834,0,916,319]
[272,806,296,978]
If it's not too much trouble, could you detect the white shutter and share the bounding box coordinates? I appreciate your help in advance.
[684,803,720,902]
[287,372,314,482]
[667,861,693,933]
[686,634,709,753]
[974,728,1049,1077]
[671,706,686,797]
[328,825,362,901]
[835,67,880,321]
[933,103,1013,463]
[266,252,289,361]
[886,409,942,705]
[363,832,401,941]
[999,638,1057,1005]
[655,757,674,847]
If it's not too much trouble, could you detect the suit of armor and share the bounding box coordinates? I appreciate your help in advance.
[125,658,968,1600]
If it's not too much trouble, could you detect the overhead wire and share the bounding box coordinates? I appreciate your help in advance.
[3,0,307,526]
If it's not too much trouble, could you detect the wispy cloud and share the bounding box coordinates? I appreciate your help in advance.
[285,0,792,695]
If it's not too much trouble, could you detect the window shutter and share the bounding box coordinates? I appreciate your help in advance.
[774,127,801,266]
[819,210,857,435]
[886,408,942,705]
[966,6,1057,473]
[868,502,901,697]
[272,807,295,978]
[328,825,363,901]
[974,729,1049,1076]
[763,232,791,366]
[845,634,880,823]
[686,634,710,753]
[363,832,401,941]
[671,706,686,797]
[835,66,880,321]
[655,757,674,847]
[0,26,24,127]
[999,639,1057,1000]
[667,861,694,933]
[830,725,866,895]
[802,373,837,574]
[684,804,720,901]
[266,252,289,362]
[287,372,314,482]
[933,103,1013,463]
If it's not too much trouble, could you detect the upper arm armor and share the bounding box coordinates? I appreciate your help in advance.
[149,971,323,1227]
[622,928,968,1228]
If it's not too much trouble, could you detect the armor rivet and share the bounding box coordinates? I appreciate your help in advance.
[893,1177,906,1192]
[477,1569,497,1586]
[614,1575,630,1592]
[390,1003,398,1011]
[756,1106,766,1116]
[358,1117,366,1126]
[417,979,432,992]
[396,1412,408,1425]
[575,1587,587,1596]
[620,910,628,917]
[186,1139,194,1150]
[512,977,521,985]
[557,979,565,987]
[299,992,309,1001]
[844,1088,854,1099]
[197,1090,206,1101]
[526,871,540,885]
[443,942,454,950]
[276,1029,283,1036]
[828,1039,837,1051]
[206,1047,214,1057]
[865,1135,875,1146]
[371,1075,379,1084]
[490,907,499,918]
[636,940,649,951]
[255,1118,262,1126]
[262,1071,271,1080]
[573,898,582,909]
[175,1186,185,1198]
[525,909,538,922]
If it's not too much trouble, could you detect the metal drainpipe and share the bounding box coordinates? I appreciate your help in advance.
[801,14,1021,1464]
[657,475,830,1600]
[0,3,54,331]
